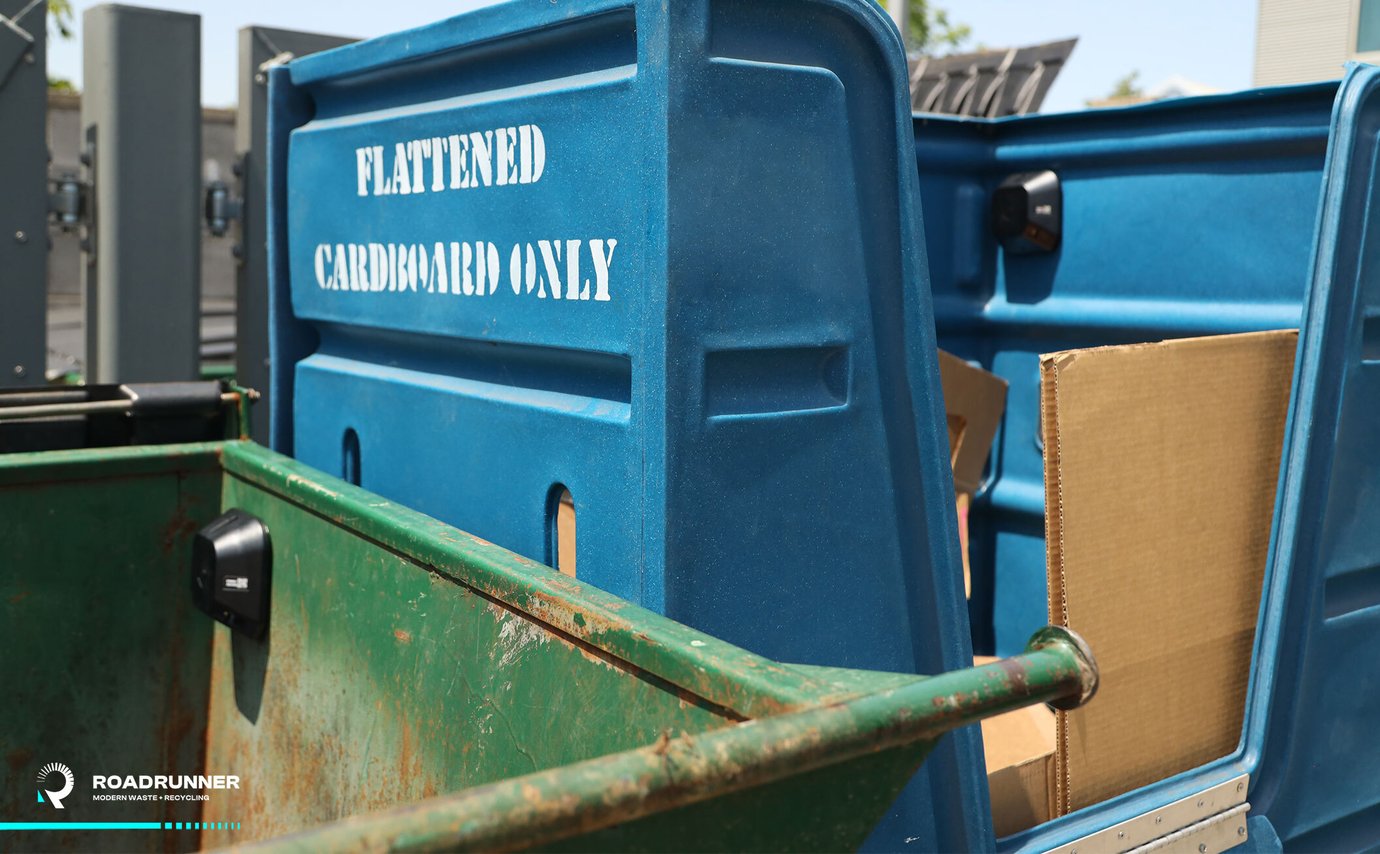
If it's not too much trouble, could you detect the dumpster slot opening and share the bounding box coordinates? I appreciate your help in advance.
[342,427,361,486]
[1362,311,1380,362]
[549,484,575,577]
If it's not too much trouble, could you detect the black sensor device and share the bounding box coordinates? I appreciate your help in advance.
[191,509,272,639]
[992,170,1062,254]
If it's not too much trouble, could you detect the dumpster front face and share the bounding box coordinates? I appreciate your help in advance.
[0,440,1097,851]
[267,0,985,848]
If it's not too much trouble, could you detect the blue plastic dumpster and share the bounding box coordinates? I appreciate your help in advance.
[916,67,1380,849]
[266,0,982,849]
[265,0,1380,845]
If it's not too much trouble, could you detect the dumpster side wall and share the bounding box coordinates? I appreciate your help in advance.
[1246,64,1380,847]
[202,450,745,845]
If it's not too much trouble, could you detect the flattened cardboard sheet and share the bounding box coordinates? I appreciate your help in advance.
[1040,330,1296,815]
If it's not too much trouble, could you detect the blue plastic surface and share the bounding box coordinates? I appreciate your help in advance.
[266,1,985,849]
[914,82,1337,657]
[915,69,1380,850]
[1246,63,1380,849]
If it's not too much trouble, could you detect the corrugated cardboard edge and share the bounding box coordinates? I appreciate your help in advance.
[1040,351,1072,816]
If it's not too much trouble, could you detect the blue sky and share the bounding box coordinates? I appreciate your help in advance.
[46,0,1258,113]
[946,0,1257,111]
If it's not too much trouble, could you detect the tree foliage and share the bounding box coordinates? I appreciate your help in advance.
[47,0,76,91]
[875,0,971,54]
[47,0,73,39]
[1107,70,1143,99]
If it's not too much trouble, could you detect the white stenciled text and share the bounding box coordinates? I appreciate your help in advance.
[312,239,617,302]
[354,125,546,197]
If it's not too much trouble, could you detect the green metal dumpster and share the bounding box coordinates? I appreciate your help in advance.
[0,431,1097,852]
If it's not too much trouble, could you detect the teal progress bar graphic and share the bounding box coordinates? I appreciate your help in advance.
[0,823,162,830]
[0,821,242,830]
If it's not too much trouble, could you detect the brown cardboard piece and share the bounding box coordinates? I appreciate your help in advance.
[939,351,1008,597]
[1040,330,1296,815]
[975,655,1056,836]
[939,350,1009,496]
[556,490,576,577]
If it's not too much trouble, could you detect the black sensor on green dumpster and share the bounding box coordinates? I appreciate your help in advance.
[191,509,272,639]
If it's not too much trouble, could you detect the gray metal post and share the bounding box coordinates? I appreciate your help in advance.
[0,0,48,387]
[887,0,908,50]
[234,27,353,441]
[81,5,201,383]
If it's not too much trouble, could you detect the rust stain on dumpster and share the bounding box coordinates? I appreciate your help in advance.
[158,507,199,556]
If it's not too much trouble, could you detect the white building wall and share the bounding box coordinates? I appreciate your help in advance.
[1255,0,1362,86]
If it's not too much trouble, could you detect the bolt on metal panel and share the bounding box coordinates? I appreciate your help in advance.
[235,27,354,441]
[0,0,48,387]
[81,4,201,383]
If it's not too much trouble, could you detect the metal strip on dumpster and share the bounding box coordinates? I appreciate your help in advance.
[266,0,985,848]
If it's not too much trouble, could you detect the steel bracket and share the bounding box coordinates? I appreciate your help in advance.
[1047,774,1250,854]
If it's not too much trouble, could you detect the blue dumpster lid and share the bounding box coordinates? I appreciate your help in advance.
[265,3,986,847]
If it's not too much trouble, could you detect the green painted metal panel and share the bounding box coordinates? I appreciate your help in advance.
[202,451,743,844]
[0,445,224,854]
[0,441,1097,851]
[226,637,1090,852]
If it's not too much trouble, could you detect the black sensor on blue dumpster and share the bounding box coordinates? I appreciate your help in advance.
[191,509,272,639]
[993,170,1062,253]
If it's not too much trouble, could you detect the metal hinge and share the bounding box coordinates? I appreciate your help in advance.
[1046,774,1250,854]
[48,172,87,232]
[204,178,242,239]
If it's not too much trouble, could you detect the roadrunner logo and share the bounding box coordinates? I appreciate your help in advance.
[37,762,74,809]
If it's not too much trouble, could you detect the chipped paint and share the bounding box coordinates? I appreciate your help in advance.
[496,613,552,668]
